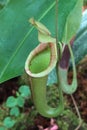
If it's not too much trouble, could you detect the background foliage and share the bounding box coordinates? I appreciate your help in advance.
[0,0,87,83]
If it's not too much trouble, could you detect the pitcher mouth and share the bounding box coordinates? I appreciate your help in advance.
[25,43,57,78]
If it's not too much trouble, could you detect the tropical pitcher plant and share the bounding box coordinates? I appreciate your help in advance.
[25,0,83,118]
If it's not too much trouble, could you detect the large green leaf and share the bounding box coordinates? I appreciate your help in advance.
[0,0,82,83]
[0,0,56,83]
[62,0,83,44]
[73,10,87,64]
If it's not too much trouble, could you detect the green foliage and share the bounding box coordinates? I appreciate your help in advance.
[3,117,15,128]
[6,96,17,108]
[46,85,87,130]
[19,85,31,98]
[0,0,85,83]
[0,126,6,130]
[0,85,31,130]
[0,0,86,126]
[16,96,25,107]
[6,85,31,108]
[10,107,20,117]
[6,95,25,108]
[47,10,87,85]
[0,0,56,83]
[57,109,87,130]
[73,10,87,64]
[62,0,83,44]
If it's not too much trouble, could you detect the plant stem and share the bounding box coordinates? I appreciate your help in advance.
[55,0,61,59]
[71,94,82,130]
[55,0,64,114]
[55,0,58,46]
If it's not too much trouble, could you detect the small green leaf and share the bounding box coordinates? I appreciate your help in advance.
[3,117,16,128]
[0,126,6,130]
[62,0,83,44]
[17,96,25,107]
[19,85,31,98]
[10,107,20,117]
[6,96,17,108]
